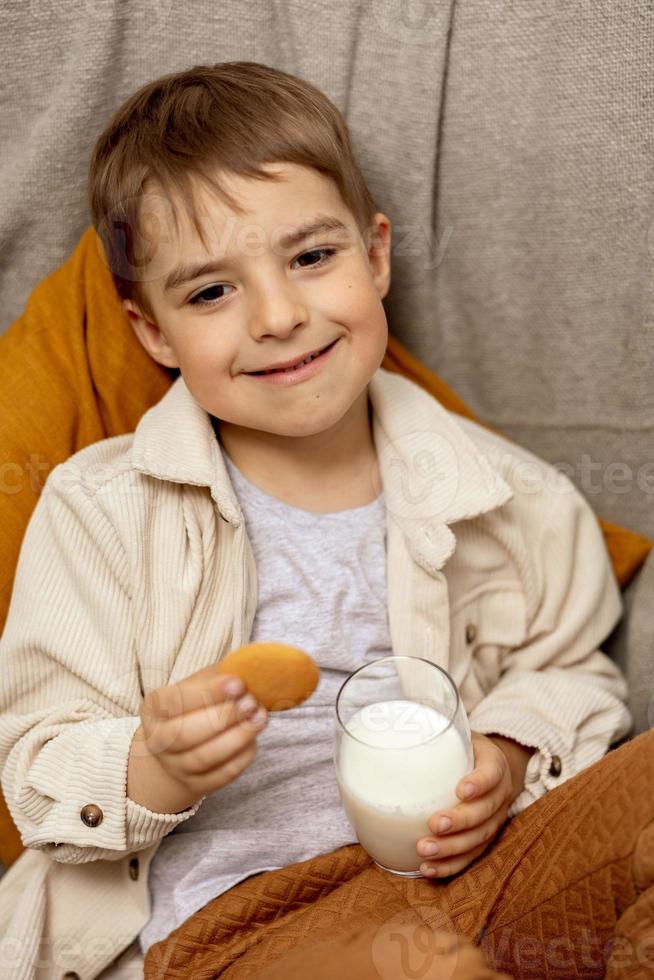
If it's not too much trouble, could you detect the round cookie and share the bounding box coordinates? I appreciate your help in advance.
[217,642,320,711]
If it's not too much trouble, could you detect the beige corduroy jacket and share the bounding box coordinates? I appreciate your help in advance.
[0,367,631,979]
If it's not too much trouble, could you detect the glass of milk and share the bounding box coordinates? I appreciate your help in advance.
[333,656,474,876]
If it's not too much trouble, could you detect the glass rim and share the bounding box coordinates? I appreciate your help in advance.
[334,655,460,749]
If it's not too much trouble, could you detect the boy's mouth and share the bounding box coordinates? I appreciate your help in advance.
[244,340,337,376]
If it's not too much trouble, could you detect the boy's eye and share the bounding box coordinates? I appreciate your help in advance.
[186,247,337,308]
[291,246,338,270]
[188,283,233,307]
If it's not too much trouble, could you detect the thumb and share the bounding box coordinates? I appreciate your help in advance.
[455,733,499,800]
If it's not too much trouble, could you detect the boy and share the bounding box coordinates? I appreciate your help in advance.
[0,62,631,976]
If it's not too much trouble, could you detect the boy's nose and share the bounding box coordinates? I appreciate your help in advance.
[249,284,309,339]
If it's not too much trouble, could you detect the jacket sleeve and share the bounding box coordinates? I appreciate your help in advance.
[467,471,633,818]
[0,460,205,864]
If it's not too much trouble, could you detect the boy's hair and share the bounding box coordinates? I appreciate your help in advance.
[87,61,379,321]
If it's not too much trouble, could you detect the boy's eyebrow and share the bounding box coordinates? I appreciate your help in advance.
[163,215,350,292]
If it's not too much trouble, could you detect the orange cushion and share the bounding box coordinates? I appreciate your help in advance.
[0,227,650,870]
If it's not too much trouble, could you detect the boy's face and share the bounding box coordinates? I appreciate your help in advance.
[123,162,391,442]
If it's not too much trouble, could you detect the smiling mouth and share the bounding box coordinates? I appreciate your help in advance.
[246,340,336,376]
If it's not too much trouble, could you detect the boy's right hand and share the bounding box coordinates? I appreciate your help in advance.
[139,664,268,800]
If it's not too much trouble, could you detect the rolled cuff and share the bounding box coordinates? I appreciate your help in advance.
[15,714,205,862]
[468,679,632,818]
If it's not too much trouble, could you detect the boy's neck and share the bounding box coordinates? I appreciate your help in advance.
[214,389,381,514]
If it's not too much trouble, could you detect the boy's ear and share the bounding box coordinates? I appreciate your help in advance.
[122,298,180,369]
[367,213,392,300]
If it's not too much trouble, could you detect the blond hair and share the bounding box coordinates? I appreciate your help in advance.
[87,61,379,319]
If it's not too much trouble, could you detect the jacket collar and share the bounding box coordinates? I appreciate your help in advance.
[130,368,513,572]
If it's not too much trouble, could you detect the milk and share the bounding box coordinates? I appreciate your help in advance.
[335,699,472,873]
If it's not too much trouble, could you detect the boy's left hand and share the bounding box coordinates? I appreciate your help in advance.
[416,731,514,878]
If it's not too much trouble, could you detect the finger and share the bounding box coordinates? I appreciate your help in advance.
[148,693,263,756]
[182,739,258,796]
[167,709,267,778]
[455,750,505,802]
[428,786,507,836]
[143,668,247,724]
[419,809,506,861]
[420,840,488,879]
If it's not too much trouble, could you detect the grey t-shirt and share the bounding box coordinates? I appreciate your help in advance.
[139,451,390,954]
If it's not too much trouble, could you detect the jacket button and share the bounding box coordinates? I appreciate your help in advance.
[465,623,477,644]
[80,804,103,827]
[549,755,562,777]
[63,973,81,979]
[129,857,140,881]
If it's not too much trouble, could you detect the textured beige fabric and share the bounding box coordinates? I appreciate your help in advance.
[0,367,631,977]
